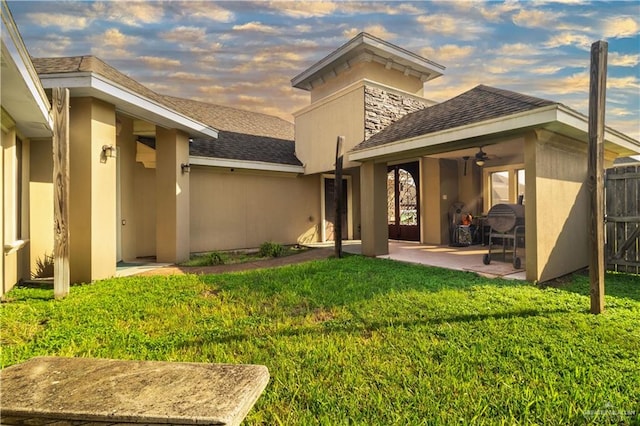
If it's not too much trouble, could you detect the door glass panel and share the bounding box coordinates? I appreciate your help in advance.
[517,169,525,204]
[387,170,396,225]
[490,171,510,207]
[398,169,417,225]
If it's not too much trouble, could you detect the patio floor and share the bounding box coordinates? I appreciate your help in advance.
[308,240,527,280]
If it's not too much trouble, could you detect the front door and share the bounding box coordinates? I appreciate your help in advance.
[324,178,348,241]
[387,162,420,241]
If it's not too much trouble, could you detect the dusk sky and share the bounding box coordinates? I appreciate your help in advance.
[7,1,640,140]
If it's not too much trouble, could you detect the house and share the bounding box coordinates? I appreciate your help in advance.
[2,2,639,294]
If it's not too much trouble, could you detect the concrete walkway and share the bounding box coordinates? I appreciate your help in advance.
[127,240,525,281]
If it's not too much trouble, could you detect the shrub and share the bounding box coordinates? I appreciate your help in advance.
[33,252,54,278]
[259,241,284,258]
[206,252,225,265]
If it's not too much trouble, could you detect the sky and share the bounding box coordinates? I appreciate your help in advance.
[7,0,640,140]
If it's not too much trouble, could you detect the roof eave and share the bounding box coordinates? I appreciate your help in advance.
[291,32,445,91]
[349,105,640,162]
[38,71,219,139]
[1,0,53,138]
[189,155,304,174]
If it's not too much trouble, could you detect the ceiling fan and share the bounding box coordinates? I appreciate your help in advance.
[474,146,489,167]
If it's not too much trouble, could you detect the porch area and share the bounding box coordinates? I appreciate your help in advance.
[309,240,527,280]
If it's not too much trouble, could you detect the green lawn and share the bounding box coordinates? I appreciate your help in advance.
[2,256,639,425]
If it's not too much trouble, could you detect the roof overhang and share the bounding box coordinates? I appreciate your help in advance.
[349,104,640,163]
[38,72,218,139]
[189,156,304,174]
[291,32,445,91]
[1,1,53,138]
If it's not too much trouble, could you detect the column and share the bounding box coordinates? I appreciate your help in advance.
[360,160,388,256]
[155,127,190,263]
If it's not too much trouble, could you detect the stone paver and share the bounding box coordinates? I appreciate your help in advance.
[0,357,269,426]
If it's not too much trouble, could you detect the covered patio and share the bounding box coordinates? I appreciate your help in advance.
[309,240,526,280]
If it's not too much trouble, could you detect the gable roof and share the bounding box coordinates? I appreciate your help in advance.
[32,56,218,138]
[34,56,300,169]
[163,96,293,141]
[353,85,556,151]
[162,96,300,167]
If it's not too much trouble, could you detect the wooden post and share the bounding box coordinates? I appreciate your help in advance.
[334,136,344,258]
[588,41,607,314]
[52,88,70,299]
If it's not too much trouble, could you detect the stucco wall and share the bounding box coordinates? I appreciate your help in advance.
[29,138,54,278]
[421,157,459,244]
[364,86,429,140]
[133,162,157,258]
[69,97,116,283]
[295,85,365,175]
[190,168,321,252]
[532,137,589,282]
[311,61,425,102]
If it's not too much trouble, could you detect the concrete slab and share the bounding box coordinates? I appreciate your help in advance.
[0,357,269,426]
[384,241,526,280]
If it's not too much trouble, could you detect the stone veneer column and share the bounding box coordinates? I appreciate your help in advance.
[360,161,388,256]
[364,86,428,140]
[155,127,190,263]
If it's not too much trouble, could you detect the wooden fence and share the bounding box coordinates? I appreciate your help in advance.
[605,164,640,274]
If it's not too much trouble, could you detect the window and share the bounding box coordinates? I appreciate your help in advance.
[484,164,525,211]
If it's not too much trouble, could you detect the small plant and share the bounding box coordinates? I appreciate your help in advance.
[181,251,226,267]
[259,241,284,258]
[32,252,54,278]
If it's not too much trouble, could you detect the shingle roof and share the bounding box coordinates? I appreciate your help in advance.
[33,56,299,167]
[352,85,557,151]
[163,96,297,166]
[33,56,180,113]
[190,133,302,166]
[163,96,293,141]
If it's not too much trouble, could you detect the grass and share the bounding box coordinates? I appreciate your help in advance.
[2,256,639,425]
[180,244,304,267]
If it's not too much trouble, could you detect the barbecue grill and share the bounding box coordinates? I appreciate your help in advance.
[483,203,525,269]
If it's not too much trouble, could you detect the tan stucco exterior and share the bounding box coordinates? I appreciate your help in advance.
[310,61,424,103]
[155,127,190,263]
[295,84,365,175]
[68,97,117,283]
[190,167,321,251]
[29,138,54,276]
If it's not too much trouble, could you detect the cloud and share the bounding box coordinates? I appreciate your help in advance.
[27,34,72,57]
[265,1,338,18]
[512,8,562,28]
[609,52,640,67]
[99,1,165,26]
[232,21,280,34]
[420,44,474,62]
[90,28,140,58]
[603,16,640,38]
[168,72,212,83]
[529,65,564,75]
[416,14,489,40]
[493,43,544,57]
[25,13,90,31]
[177,2,234,22]
[161,26,207,44]
[140,56,181,69]
[485,57,539,74]
[543,32,591,49]
[343,25,397,40]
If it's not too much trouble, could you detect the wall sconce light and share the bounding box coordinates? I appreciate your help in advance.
[102,145,117,158]
[181,163,191,174]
